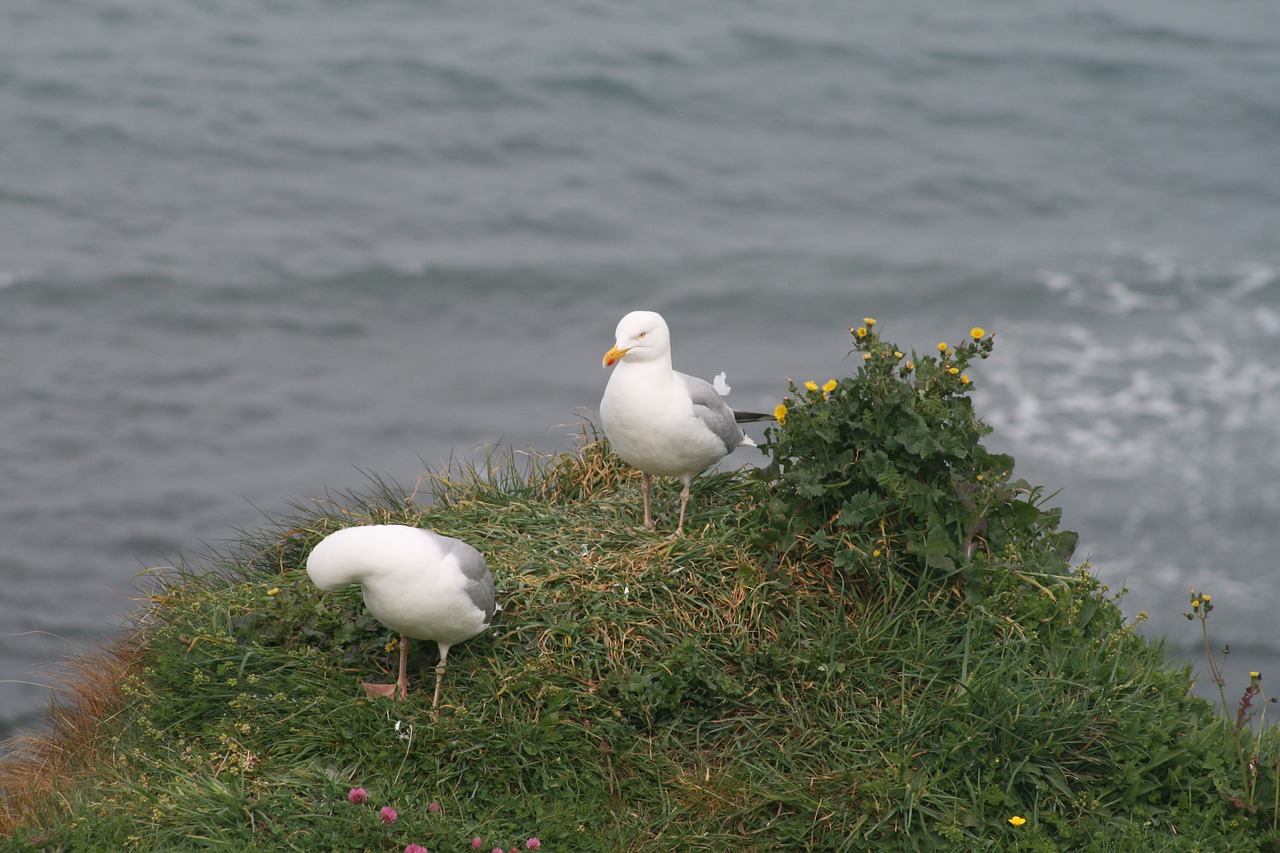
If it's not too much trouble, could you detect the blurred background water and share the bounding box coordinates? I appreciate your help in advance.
[1,0,1278,738]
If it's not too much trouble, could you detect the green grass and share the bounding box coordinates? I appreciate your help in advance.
[2,429,1279,851]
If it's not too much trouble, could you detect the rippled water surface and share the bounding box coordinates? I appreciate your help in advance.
[2,0,1278,735]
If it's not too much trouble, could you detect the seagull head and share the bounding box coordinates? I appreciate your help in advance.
[602,310,671,368]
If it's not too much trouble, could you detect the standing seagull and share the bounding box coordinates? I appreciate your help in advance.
[600,310,770,535]
[306,524,496,708]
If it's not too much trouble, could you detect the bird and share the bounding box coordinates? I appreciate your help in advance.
[600,310,771,535]
[305,524,497,708]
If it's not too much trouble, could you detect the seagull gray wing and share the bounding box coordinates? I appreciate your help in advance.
[434,533,497,621]
[678,371,748,453]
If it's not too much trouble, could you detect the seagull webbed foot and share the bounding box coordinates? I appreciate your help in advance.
[362,682,408,701]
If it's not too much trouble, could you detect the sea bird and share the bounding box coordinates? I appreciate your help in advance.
[600,310,770,534]
[306,524,496,708]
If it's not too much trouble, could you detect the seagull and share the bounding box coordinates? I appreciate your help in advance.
[306,524,497,708]
[600,310,771,534]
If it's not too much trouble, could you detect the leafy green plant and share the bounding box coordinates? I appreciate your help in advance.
[759,319,1076,591]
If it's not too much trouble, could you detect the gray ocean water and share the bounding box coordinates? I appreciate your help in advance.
[2,0,1278,738]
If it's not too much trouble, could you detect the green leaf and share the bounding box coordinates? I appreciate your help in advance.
[837,491,886,527]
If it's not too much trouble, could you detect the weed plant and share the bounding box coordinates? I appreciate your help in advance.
[1,323,1278,851]
[1185,589,1280,827]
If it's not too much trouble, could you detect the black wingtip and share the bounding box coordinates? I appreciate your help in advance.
[732,410,775,423]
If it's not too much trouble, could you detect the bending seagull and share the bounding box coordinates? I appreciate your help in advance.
[600,310,770,535]
[306,524,496,708]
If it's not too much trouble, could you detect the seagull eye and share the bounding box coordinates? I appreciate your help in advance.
[638,332,647,338]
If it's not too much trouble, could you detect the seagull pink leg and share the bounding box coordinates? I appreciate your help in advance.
[431,647,450,710]
[396,635,411,700]
[675,478,691,536]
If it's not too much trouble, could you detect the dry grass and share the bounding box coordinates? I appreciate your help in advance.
[0,635,146,836]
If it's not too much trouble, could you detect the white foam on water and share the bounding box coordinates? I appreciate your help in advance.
[977,250,1280,670]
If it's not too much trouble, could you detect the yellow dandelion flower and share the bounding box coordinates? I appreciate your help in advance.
[905,361,914,370]
[937,342,948,352]
[976,474,984,481]
[1008,816,1026,827]
[948,367,959,375]
[804,380,819,392]
[893,351,903,359]
[863,317,876,326]
[1202,594,1211,601]
[1192,600,1200,609]
[961,375,971,384]
[267,587,280,596]
[774,403,788,425]
[385,638,399,653]
[970,326,986,339]
[1250,671,1261,679]
[863,353,872,360]
[872,549,881,558]
[822,379,838,393]
[856,326,868,338]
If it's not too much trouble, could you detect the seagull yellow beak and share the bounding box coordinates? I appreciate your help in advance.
[602,345,630,367]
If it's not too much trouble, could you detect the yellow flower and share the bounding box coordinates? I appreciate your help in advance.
[856,326,868,338]
[385,638,399,653]
[804,380,819,392]
[970,326,986,339]
[1008,815,1026,827]
[961,375,971,384]
[1202,594,1211,601]
[948,367,959,375]
[774,403,788,425]
[872,549,881,558]
[822,379,838,393]
[905,361,914,371]
[937,342,948,353]
[1250,671,1261,679]
[862,353,872,360]
[1192,600,1200,609]
[976,474,984,481]
[893,351,903,359]
[267,587,280,596]
[863,317,876,326]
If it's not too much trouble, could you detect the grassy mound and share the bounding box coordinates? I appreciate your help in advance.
[0,441,1273,851]
[3,322,1279,851]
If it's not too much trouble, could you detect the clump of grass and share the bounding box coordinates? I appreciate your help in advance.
[2,331,1279,851]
